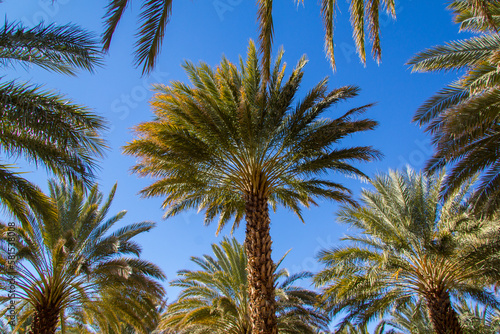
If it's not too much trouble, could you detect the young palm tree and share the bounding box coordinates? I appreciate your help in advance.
[0,180,165,334]
[102,0,396,76]
[124,41,380,334]
[407,0,500,216]
[159,237,329,334]
[0,21,106,223]
[314,168,499,334]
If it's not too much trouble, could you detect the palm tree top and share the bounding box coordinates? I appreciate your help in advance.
[124,41,381,233]
[0,180,166,333]
[314,168,499,332]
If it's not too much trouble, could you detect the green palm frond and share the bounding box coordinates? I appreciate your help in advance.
[408,34,500,72]
[407,1,500,216]
[102,0,131,51]
[102,0,396,75]
[449,0,500,32]
[135,0,173,75]
[0,165,53,225]
[0,21,102,74]
[0,80,106,185]
[0,18,106,223]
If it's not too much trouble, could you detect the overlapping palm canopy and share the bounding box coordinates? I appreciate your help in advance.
[0,181,165,334]
[102,0,396,77]
[0,21,106,223]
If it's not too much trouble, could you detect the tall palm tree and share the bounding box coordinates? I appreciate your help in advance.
[0,20,106,223]
[124,41,380,334]
[314,168,499,334]
[101,0,396,76]
[406,0,500,216]
[159,237,329,334]
[0,180,166,334]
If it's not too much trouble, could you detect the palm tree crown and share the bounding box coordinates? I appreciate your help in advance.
[124,41,380,232]
[0,180,165,334]
[407,0,500,216]
[124,41,380,334]
[314,169,499,334]
[0,21,106,223]
[160,237,329,334]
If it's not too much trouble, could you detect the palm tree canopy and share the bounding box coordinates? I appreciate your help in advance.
[314,168,499,332]
[406,0,500,216]
[159,237,329,334]
[124,41,380,234]
[378,299,500,334]
[0,20,107,223]
[102,0,396,76]
[0,180,166,334]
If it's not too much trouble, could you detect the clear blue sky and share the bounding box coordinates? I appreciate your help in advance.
[3,0,466,328]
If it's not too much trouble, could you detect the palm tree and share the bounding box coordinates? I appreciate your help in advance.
[124,41,380,334]
[378,299,500,334]
[0,20,106,223]
[314,168,499,334]
[159,237,329,334]
[101,0,396,76]
[406,0,500,216]
[0,180,166,334]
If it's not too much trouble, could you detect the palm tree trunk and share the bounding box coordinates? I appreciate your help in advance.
[29,305,59,334]
[244,193,277,334]
[425,288,463,334]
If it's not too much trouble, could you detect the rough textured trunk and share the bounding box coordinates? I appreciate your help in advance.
[244,193,277,334]
[28,305,59,334]
[425,289,463,334]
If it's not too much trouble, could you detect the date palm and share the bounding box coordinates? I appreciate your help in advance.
[159,237,329,334]
[407,0,500,216]
[124,41,380,334]
[379,299,500,334]
[102,0,396,77]
[0,180,165,334]
[314,168,499,334]
[0,21,106,223]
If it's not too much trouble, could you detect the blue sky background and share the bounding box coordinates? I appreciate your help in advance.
[3,0,470,328]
